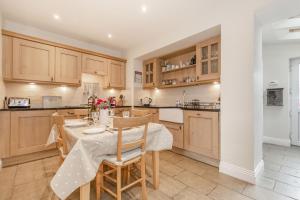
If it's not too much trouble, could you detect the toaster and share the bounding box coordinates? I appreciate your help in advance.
[8,97,30,108]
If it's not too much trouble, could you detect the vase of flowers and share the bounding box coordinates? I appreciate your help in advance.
[95,98,110,125]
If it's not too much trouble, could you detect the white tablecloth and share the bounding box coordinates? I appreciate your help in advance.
[49,122,173,199]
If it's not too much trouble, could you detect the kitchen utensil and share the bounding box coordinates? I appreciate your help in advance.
[140,97,152,107]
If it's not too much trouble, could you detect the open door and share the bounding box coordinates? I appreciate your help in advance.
[290,58,300,146]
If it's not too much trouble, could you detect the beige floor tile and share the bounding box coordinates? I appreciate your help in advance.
[14,160,46,186]
[11,177,51,200]
[173,187,212,200]
[274,182,300,200]
[158,173,186,197]
[0,186,13,200]
[159,159,184,177]
[256,176,275,190]
[0,165,17,189]
[42,156,61,178]
[208,185,252,200]
[264,154,285,164]
[174,171,216,195]
[160,151,186,164]
[148,190,172,200]
[201,170,247,193]
[243,184,294,200]
[175,158,212,176]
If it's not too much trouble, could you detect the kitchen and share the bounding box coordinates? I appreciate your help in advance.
[0,0,297,200]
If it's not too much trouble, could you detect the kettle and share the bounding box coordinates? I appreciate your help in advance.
[140,97,152,107]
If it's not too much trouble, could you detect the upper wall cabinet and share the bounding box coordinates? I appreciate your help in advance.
[82,53,108,76]
[143,59,160,89]
[196,36,221,81]
[2,30,127,87]
[12,38,55,82]
[2,35,13,80]
[55,48,82,84]
[105,60,125,89]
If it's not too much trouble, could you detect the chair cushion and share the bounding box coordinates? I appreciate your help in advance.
[105,148,144,165]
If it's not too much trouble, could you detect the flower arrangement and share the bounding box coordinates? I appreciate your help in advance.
[95,98,110,110]
[89,98,110,112]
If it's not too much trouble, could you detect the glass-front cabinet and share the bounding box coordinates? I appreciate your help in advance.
[196,36,220,81]
[143,59,159,88]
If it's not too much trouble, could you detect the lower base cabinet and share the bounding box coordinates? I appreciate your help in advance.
[10,110,56,156]
[0,112,11,158]
[184,111,219,159]
[160,121,184,149]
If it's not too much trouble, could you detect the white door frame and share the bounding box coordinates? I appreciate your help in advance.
[290,58,300,146]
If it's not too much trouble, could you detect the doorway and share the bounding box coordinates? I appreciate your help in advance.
[290,58,300,146]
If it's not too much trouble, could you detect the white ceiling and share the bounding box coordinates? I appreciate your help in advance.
[0,0,210,52]
[262,17,300,44]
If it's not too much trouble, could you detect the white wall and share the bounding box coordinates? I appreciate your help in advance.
[263,43,300,146]
[126,0,275,183]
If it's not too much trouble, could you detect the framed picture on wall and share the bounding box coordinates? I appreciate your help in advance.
[134,71,142,83]
[267,88,283,106]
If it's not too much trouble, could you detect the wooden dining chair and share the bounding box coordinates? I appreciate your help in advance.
[96,115,152,200]
[52,113,69,164]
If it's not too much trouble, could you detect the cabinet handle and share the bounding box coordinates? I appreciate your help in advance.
[197,76,199,80]
[108,83,111,87]
[51,77,54,82]
[79,80,81,84]
[196,113,201,116]
[94,71,97,74]
[67,112,75,115]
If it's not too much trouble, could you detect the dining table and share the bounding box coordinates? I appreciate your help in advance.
[47,119,173,200]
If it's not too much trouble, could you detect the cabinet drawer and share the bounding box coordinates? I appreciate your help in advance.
[57,109,88,118]
[160,121,183,149]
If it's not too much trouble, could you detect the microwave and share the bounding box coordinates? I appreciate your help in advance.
[8,97,30,108]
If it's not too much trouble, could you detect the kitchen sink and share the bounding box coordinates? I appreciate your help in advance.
[159,108,183,123]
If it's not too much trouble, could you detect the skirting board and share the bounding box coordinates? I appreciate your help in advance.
[263,136,291,147]
[219,160,264,184]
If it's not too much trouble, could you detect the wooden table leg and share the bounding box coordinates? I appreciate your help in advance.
[152,151,159,189]
[80,182,90,200]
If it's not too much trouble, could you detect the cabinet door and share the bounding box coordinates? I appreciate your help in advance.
[12,38,55,82]
[10,110,56,156]
[196,36,220,81]
[107,60,125,89]
[161,121,183,148]
[82,53,108,75]
[143,59,158,88]
[2,35,13,79]
[0,112,11,158]
[184,111,219,159]
[55,48,82,84]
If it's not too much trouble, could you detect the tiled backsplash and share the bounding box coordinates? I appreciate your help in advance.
[3,74,127,107]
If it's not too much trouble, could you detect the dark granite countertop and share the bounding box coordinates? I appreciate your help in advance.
[0,105,220,112]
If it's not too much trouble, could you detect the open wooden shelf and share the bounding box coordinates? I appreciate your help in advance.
[161,64,196,74]
[159,79,219,89]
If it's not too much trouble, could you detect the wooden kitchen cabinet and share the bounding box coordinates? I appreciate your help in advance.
[105,60,126,89]
[160,121,183,149]
[196,36,220,82]
[2,35,13,79]
[12,38,55,82]
[82,53,108,76]
[143,59,160,88]
[0,112,11,158]
[55,47,82,85]
[184,111,219,159]
[57,109,88,119]
[10,110,56,156]
[136,108,159,123]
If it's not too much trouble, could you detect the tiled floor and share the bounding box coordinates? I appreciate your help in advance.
[1,144,300,200]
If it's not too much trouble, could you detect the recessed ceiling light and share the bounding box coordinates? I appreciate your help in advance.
[141,5,147,13]
[53,14,61,20]
[108,34,112,39]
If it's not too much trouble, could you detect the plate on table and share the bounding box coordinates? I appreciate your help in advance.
[83,126,106,134]
[65,119,88,127]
